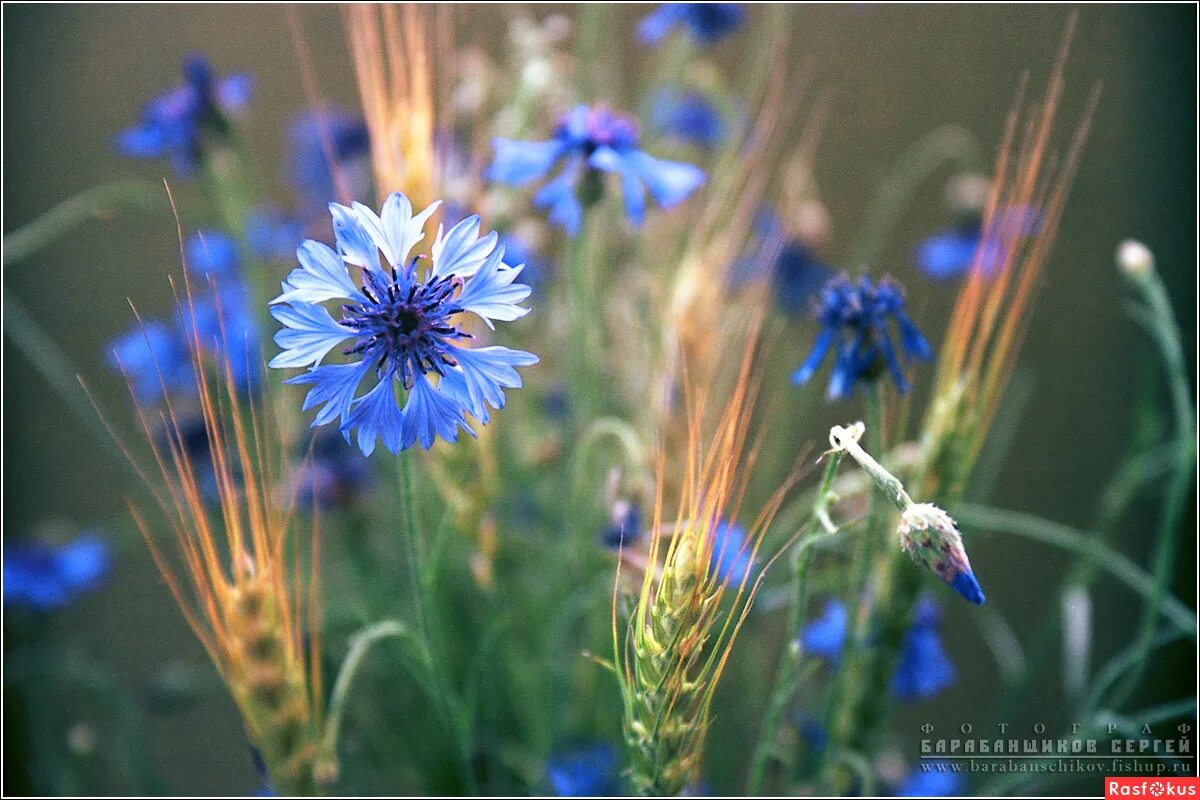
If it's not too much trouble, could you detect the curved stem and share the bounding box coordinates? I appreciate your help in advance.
[847,124,984,269]
[319,620,417,772]
[3,181,168,266]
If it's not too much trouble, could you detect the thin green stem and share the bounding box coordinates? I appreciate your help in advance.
[397,454,429,644]
[955,503,1194,634]
[820,386,889,794]
[3,181,169,266]
[747,454,845,794]
[847,124,984,269]
[319,620,416,775]
[1107,265,1196,708]
[4,291,136,479]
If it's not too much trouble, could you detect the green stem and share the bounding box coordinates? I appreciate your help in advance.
[566,215,601,424]
[1107,265,1196,708]
[820,386,889,793]
[397,454,429,644]
[319,620,416,776]
[747,454,845,794]
[955,503,1194,634]
[3,181,169,266]
[847,124,984,269]
[4,291,136,478]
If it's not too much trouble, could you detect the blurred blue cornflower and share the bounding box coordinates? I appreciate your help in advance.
[488,104,705,235]
[246,206,310,262]
[650,89,726,150]
[915,205,1042,280]
[799,596,955,701]
[729,210,834,313]
[601,501,642,550]
[116,53,253,177]
[497,234,554,296]
[287,106,372,212]
[895,761,965,797]
[791,273,932,400]
[638,4,746,46]
[799,598,849,663]
[891,596,956,701]
[4,532,112,611]
[294,431,373,509]
[270,192,538,455]
[547,742,623,796]
[108,230,260,402]
[710,520,753,586]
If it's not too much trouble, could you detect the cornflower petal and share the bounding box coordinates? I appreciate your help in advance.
[400,374,473,450]
[268,302,354,368]
[273,240,365,305]
[432,214,498,279]
[487,138,566,185]
[456,245,533,328]
[286,361,370,427]
[443,345,540,422]
[329,202,381,273]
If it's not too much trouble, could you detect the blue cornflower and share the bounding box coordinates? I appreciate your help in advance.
[116,53,253,177]
[915,206,1042,280]
[914,222,982,280]
[798,596,954,701]
[791,273,932,400]
[108,230,260,402]
[246,206,310,262]
[108,318,193,402]
[288,107,372,211]
[186,228,241,278]
[710,520,753,586]
[4,532,112,611]
[294,432,373,509]
[729,211,834,312]
[895,761,965,797]
[488,104,705,235]
[650,89,726,150]
[601,501,642,549]
[547,742,622,796]
[799,599,849,663]
[638,4,746,46]
[270,192,538,456]
[890,597,955,701]
[497,234,553,296]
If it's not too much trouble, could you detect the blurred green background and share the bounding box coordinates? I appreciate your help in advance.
[3,3,1195,794]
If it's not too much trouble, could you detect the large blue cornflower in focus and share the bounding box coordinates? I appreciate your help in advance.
[4,532,112,611]
[639,4,746,46]
[890,596,956,701]
[116,54,253,177]
[547,742,622,796]
[488,104,705,236]
[792,273,932,400]
[270,192,538,456]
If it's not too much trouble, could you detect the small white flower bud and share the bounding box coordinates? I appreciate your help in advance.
[1117,239,1155,278]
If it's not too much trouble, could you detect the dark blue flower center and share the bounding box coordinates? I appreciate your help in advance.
[340,261,471,389]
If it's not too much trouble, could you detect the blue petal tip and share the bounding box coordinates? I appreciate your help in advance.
[951,570,986,605]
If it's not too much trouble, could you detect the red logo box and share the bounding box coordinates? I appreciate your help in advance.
[1107,778,1200,798]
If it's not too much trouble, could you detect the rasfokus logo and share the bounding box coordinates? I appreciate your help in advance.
[1107,778,1200,798]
